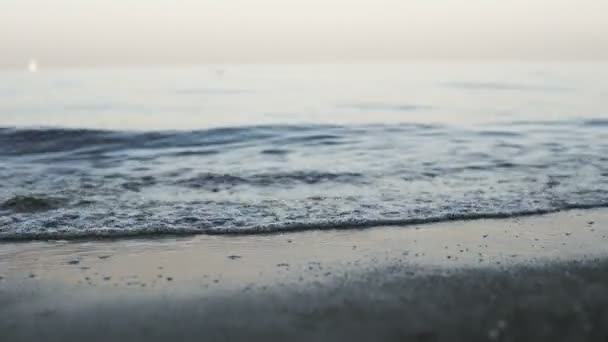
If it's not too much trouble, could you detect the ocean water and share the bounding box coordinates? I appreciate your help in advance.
[1,63,607,240]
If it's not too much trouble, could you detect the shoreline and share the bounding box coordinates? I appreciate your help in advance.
[2,208,608,341]
[2,205,608,242]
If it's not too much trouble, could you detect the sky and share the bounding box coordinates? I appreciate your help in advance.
[1,0,607,68]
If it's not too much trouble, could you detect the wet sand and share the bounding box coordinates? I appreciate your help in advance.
[1,209,608,341]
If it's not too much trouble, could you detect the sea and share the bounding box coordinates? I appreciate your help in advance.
[0,62,607,240]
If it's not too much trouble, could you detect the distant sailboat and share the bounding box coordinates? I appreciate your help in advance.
[28,59,38,73]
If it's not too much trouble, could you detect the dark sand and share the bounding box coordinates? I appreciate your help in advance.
[1,209,608,341]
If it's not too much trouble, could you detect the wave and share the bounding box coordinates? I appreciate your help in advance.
[175,171,365,190]
[4,119,601,157]
[0,124,450,162]
[1,118,607,241]
[0,125,354,156]
[0,195,65,213]
[1,203,607,241]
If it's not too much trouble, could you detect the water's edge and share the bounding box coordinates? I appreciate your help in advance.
[1,205,606,242]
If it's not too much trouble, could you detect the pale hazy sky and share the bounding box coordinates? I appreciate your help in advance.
[2,0,607,68]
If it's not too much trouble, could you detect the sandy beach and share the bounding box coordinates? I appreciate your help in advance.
[2,4,608,340]
[1,208,608,341]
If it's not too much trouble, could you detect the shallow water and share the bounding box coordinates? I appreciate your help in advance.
[0,63,607,239]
